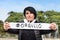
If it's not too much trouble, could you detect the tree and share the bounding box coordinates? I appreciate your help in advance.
[0,20,3,32]
[5,11,24,22]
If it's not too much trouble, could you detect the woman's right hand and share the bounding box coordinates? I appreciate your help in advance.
[4,22,10,30]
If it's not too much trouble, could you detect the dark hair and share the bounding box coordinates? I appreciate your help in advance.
[23,6,37,19]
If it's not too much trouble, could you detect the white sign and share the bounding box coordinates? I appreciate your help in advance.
[9,22,51,30]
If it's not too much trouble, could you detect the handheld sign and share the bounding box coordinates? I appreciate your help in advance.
[9,22,51,30]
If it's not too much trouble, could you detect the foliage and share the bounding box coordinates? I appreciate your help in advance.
[5,11,24,22]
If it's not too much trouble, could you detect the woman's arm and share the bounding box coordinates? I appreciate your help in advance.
[3,22,19,34]
[40,30,56,35]
[5,29,19,34]
[40,23,57,35]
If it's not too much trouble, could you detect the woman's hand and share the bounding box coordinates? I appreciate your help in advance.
[50,23,57,30]
[3,22,10,30]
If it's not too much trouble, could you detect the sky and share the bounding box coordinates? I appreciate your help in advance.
[0,0,60,22]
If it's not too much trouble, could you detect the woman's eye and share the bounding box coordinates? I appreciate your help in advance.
[26,13,29,14]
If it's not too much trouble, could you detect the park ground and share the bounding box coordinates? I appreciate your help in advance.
[0,38,60,40]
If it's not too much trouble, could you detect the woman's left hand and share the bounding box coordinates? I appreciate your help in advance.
[50,23,57,30]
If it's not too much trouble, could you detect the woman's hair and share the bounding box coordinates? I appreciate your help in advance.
[23,6,37,19]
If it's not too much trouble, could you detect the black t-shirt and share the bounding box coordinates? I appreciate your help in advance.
[21,29,36,40]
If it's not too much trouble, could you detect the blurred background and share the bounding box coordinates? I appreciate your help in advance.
[0,0,60,40]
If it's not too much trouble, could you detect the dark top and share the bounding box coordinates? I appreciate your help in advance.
[21,29,36,40]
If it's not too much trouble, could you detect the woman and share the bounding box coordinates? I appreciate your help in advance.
[4,6,57,40]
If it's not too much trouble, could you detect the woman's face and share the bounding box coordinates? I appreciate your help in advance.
[25,10,35,21]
